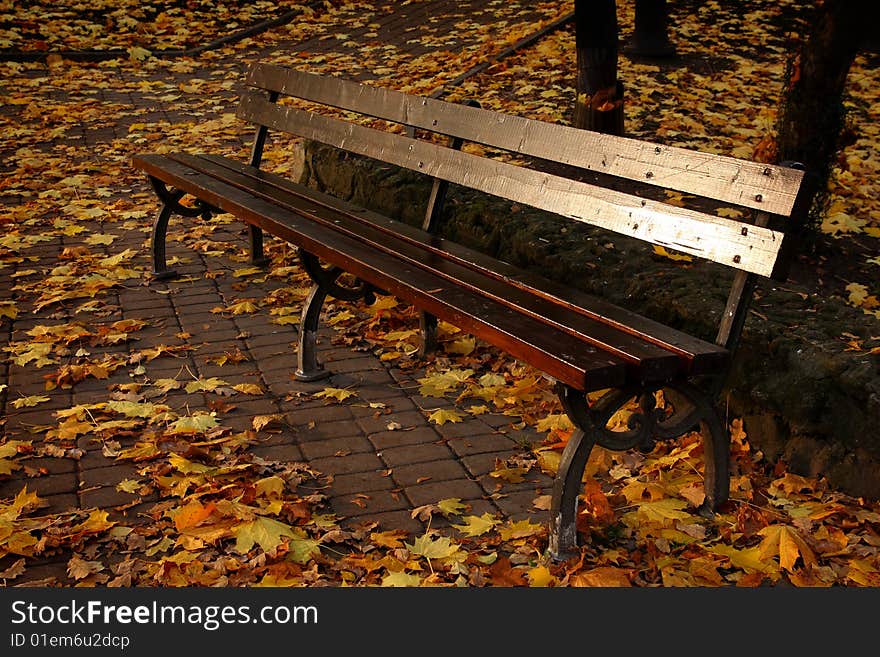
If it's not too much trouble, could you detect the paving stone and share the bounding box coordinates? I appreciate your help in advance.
[8,561,72,586]
[433,418,494,439]
[349,395,417,417]
[20,456,77,475]
[351,382,408,401]
[250,442,303,466]
[77,447,121,471]
[478,471,553,497]
[341,508,424,535]
[356,409,427,434]
[285,403,354,426]
[249,430,299,449]
[447,433,520,457]
[300,435,375,460]
[248,345,290,361]
[379,443,454,467]
[80,486,143,509]
[492,489,551,522]
[309,452,384,476]
[407,394,454,410]
[459,451,522,478]
[196,362,261,380]
[390,459,469,487]
[295,419,362,443]
[333,369,398,387]
[0,472,77,498]
[80,463,139,488]
[40,493,80,515]
[329,488,410,519]
[320,356,385,374]
[404,479,485,507]
[328,470,396,496]
[369,425,440,450]
[107,499,162,526]
[245,331,297,349]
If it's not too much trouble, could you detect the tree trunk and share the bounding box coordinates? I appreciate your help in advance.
[629,0,675,57]
[776,0,870,235]
[573,0,624,134]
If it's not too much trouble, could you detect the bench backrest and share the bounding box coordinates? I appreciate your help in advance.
[237,63,808,349]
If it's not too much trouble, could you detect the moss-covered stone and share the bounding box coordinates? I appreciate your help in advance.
[299,141,880,498]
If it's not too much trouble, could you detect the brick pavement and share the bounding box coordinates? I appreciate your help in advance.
[0,1,564,584]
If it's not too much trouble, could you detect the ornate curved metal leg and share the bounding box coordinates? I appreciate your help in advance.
[295,283,331,382]
[294,250,377,382]
[151,202,178,280]
[548,383,605,560]
[547,380,730,560]
[147,177,216,282]
[549,425,598,560]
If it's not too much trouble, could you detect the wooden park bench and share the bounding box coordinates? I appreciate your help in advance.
[132,63,807,559]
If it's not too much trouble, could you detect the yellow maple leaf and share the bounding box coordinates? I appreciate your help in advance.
[313,387,357,402]
[84,233,116,246]
[184,377,230,393]
[535,413,574,433]
[445,336,475,355]
[527,565,556,587]
[252,414,283,431]
[406,533,462,560]
[452,513,498,537]
[498,519,543,541]
[233,383,263,395]
[232,266,264,277]
[437,498,467,516]
[234,517,306,555]
[381,571,423,587]
[168,413,219,434]
[225,301,259,315]
[634,498,693,524]
[757,525,817,572]
[707,544,779,575]
[0,301,18,320]
[427,408,463,425]
[10,395,50,409]
[128,46,152,61]
[652,245,693,262]
[370,530,409,549]
[821,211,865,237]
[490,466,529,484]
[571,566,632,587]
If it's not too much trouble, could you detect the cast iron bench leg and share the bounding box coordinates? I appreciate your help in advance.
[548,382,729,561]
[151,201,178,281]
[294,250,377,382]
[148,176,215,281]
[249,225,270,268]
[295,283,331,382]
[549,424,598,561]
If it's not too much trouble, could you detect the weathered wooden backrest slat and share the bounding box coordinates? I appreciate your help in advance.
[238,90,784,277]
[246,63,803,217]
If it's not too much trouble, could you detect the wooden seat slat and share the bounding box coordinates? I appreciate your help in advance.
[132,153,629,390]
[189,152,727,378]
[238,91,786,277]
[247,63,804,216]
